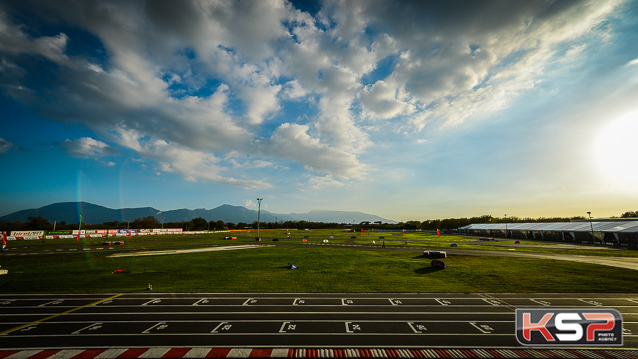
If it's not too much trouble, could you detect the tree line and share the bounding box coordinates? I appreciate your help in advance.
[1,211,637,232]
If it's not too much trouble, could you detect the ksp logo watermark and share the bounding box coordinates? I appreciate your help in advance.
[516,309,623,346]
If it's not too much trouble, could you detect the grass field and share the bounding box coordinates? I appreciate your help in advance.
[1,229,637,293]
[8,229,638,257]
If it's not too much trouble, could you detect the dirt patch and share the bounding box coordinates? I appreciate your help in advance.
[107,244,272,258]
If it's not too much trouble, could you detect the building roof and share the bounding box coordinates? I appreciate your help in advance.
[460,221,638,233]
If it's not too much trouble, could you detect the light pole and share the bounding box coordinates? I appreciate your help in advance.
[157,211,163,229]
[587,211,596,244]
[504,214,507,237]
[257,198,262,240]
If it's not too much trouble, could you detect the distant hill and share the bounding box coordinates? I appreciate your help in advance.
[0,202,396,225]
[0,202,157,225]
[286,209,391,224]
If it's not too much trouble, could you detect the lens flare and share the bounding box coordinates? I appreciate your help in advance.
[595,110,638,189]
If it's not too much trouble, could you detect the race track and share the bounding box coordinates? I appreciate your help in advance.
[1,293,637,357]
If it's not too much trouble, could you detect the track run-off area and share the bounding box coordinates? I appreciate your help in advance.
[5,240,638,271]
[0,293,637,358]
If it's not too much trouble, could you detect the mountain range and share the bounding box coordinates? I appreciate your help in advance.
[0,202,396,225]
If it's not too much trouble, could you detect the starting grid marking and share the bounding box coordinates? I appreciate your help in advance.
[1,294,637,352]
[2,319,513,337]
[12,296,635,307]
[2,295,637,338]
[0,347,637,359]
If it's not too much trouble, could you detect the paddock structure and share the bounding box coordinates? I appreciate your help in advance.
[459,219,638,246]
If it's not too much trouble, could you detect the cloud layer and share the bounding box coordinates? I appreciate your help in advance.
[0,0,623,189]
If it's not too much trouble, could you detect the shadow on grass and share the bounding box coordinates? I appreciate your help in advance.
[414,267,446,274]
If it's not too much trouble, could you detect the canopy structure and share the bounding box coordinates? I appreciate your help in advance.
[459,220,638,246]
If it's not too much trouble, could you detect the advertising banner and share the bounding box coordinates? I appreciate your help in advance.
[11,231,45,237]
[48,230,73,235]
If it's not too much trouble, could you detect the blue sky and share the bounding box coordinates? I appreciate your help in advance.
[1,0,637,221]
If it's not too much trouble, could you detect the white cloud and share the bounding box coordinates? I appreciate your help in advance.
[0,10,71,67]
[266,123,366,179]
[282,79,307,100]
[308,175,345,189]
[359,80,409,119]
[228,157,275,169]
[243,199,256,208]
[239,83,282,125]
[628,58,638,66]
[0,137,13,154]
[561,44,588,62]
[113,128,270,189]
[62,137,113,158]
[0,0,626,190]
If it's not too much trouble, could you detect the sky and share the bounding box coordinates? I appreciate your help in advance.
[1,0,637,222]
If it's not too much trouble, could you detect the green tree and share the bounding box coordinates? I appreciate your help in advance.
[189,217,208,231]
[132,216,160,229]
[27,216,53,230]
[214,220,225,230]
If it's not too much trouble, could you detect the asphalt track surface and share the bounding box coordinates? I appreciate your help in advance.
[1,293,637,351]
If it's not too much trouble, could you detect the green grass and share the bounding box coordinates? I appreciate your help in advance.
[1,245,637,293]
[10,229,637,258]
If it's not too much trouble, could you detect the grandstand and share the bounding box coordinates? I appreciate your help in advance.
[459,219,638,246]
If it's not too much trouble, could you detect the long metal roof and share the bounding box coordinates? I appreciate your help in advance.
[459,221,638,233]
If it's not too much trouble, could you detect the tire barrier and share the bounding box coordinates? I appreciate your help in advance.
[431,260,447,269]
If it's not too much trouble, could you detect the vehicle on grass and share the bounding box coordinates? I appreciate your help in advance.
[423,250,447,258]
[103,241,125,245]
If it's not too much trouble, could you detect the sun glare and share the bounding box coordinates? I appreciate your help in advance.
[595,110,638,189]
